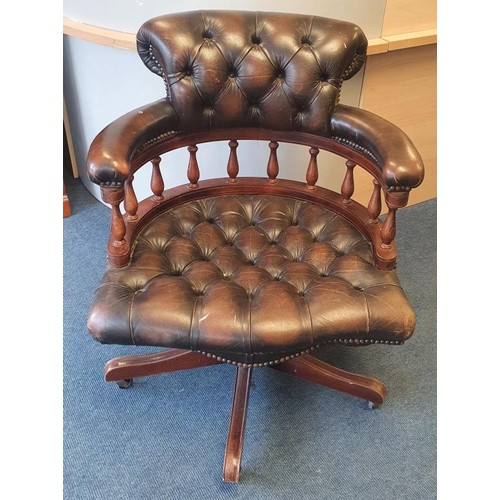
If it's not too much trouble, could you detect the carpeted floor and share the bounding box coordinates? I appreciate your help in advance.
[63,174,436,500]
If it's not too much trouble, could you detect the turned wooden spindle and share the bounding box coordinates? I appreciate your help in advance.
[368,179,382,223]
[187,145,200,188]
[341,160,356,203]
[101,186,126,251]
[150,156,164,201]
[380,207,397,247]
[266,141,279,183]
[111,206,126,248]
[227,140,239,183]
[124,176,138,221]
[306,147,319,190]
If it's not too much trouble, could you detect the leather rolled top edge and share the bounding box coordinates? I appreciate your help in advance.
[331,104,425,190]
[86,99,425,193]
[86,99,179,185]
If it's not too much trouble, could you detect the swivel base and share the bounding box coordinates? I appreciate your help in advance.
[104,348,387,482]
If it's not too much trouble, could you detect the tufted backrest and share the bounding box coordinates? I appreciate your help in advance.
[137,10,368,137]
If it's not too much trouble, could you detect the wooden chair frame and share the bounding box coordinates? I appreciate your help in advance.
[98,126,408,482]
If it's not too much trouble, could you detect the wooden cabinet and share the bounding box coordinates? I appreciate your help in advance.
[354,44,437,209]
[63,100,79,217]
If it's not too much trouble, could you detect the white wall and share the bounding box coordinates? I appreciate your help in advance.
[63,1,386,204]
[64,0,386,35]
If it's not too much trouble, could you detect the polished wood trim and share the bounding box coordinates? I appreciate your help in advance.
[130,128,386,186]
[63,17,136,50]
[63,17,435,54]
[124,175,139,220]
[101,186,128,261]
[63,181,71,218]
[272,354,387,406]
[113,177,397,270]
[367,29,437,57]
[104,348,222,382]
[367,38,388,55]
[150,157,164,201]
[384,29,437,51]
[223,367,252,483]
[127,127,411,215]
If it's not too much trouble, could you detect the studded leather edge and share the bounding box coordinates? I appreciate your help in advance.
[332,136,381,167]
[100,181,123,188]
[196,338,405,368]
[133,130,182,156]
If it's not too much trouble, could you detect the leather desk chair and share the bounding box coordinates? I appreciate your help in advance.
[86,10,424,483]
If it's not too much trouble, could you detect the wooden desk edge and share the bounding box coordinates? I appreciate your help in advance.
[63,17,436,55]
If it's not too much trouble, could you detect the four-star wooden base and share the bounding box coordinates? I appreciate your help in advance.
[104,348,387,483]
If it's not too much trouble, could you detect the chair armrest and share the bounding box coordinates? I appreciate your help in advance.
[331,104,424,191]
[87,99,180,185]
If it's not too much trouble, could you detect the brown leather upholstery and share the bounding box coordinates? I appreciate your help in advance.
[88,11,423,192]
[86,9,424,358]
[86,10,425,482]
[88,195,415,366]
[137,11,367,136]
[331,105,424,190]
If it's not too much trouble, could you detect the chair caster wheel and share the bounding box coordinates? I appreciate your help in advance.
[368,401,379,410]
[117,379,133,389]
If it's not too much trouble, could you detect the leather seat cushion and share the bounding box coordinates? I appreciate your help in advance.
[88,195,415,366]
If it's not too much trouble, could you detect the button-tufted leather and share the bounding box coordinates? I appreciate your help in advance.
[85,10,425,482]
[88,195,415,366]
[86,12,424,192]
[137,11,367,136]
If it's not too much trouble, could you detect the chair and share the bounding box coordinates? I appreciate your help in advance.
[86,10,424,483]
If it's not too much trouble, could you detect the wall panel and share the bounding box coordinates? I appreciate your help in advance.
[382,0,437,36]
[356,44,437,209]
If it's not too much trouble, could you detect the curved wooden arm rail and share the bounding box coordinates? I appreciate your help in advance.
[96,129,421,270]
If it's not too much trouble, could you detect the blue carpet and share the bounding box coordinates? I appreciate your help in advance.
[64,175,436,499]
